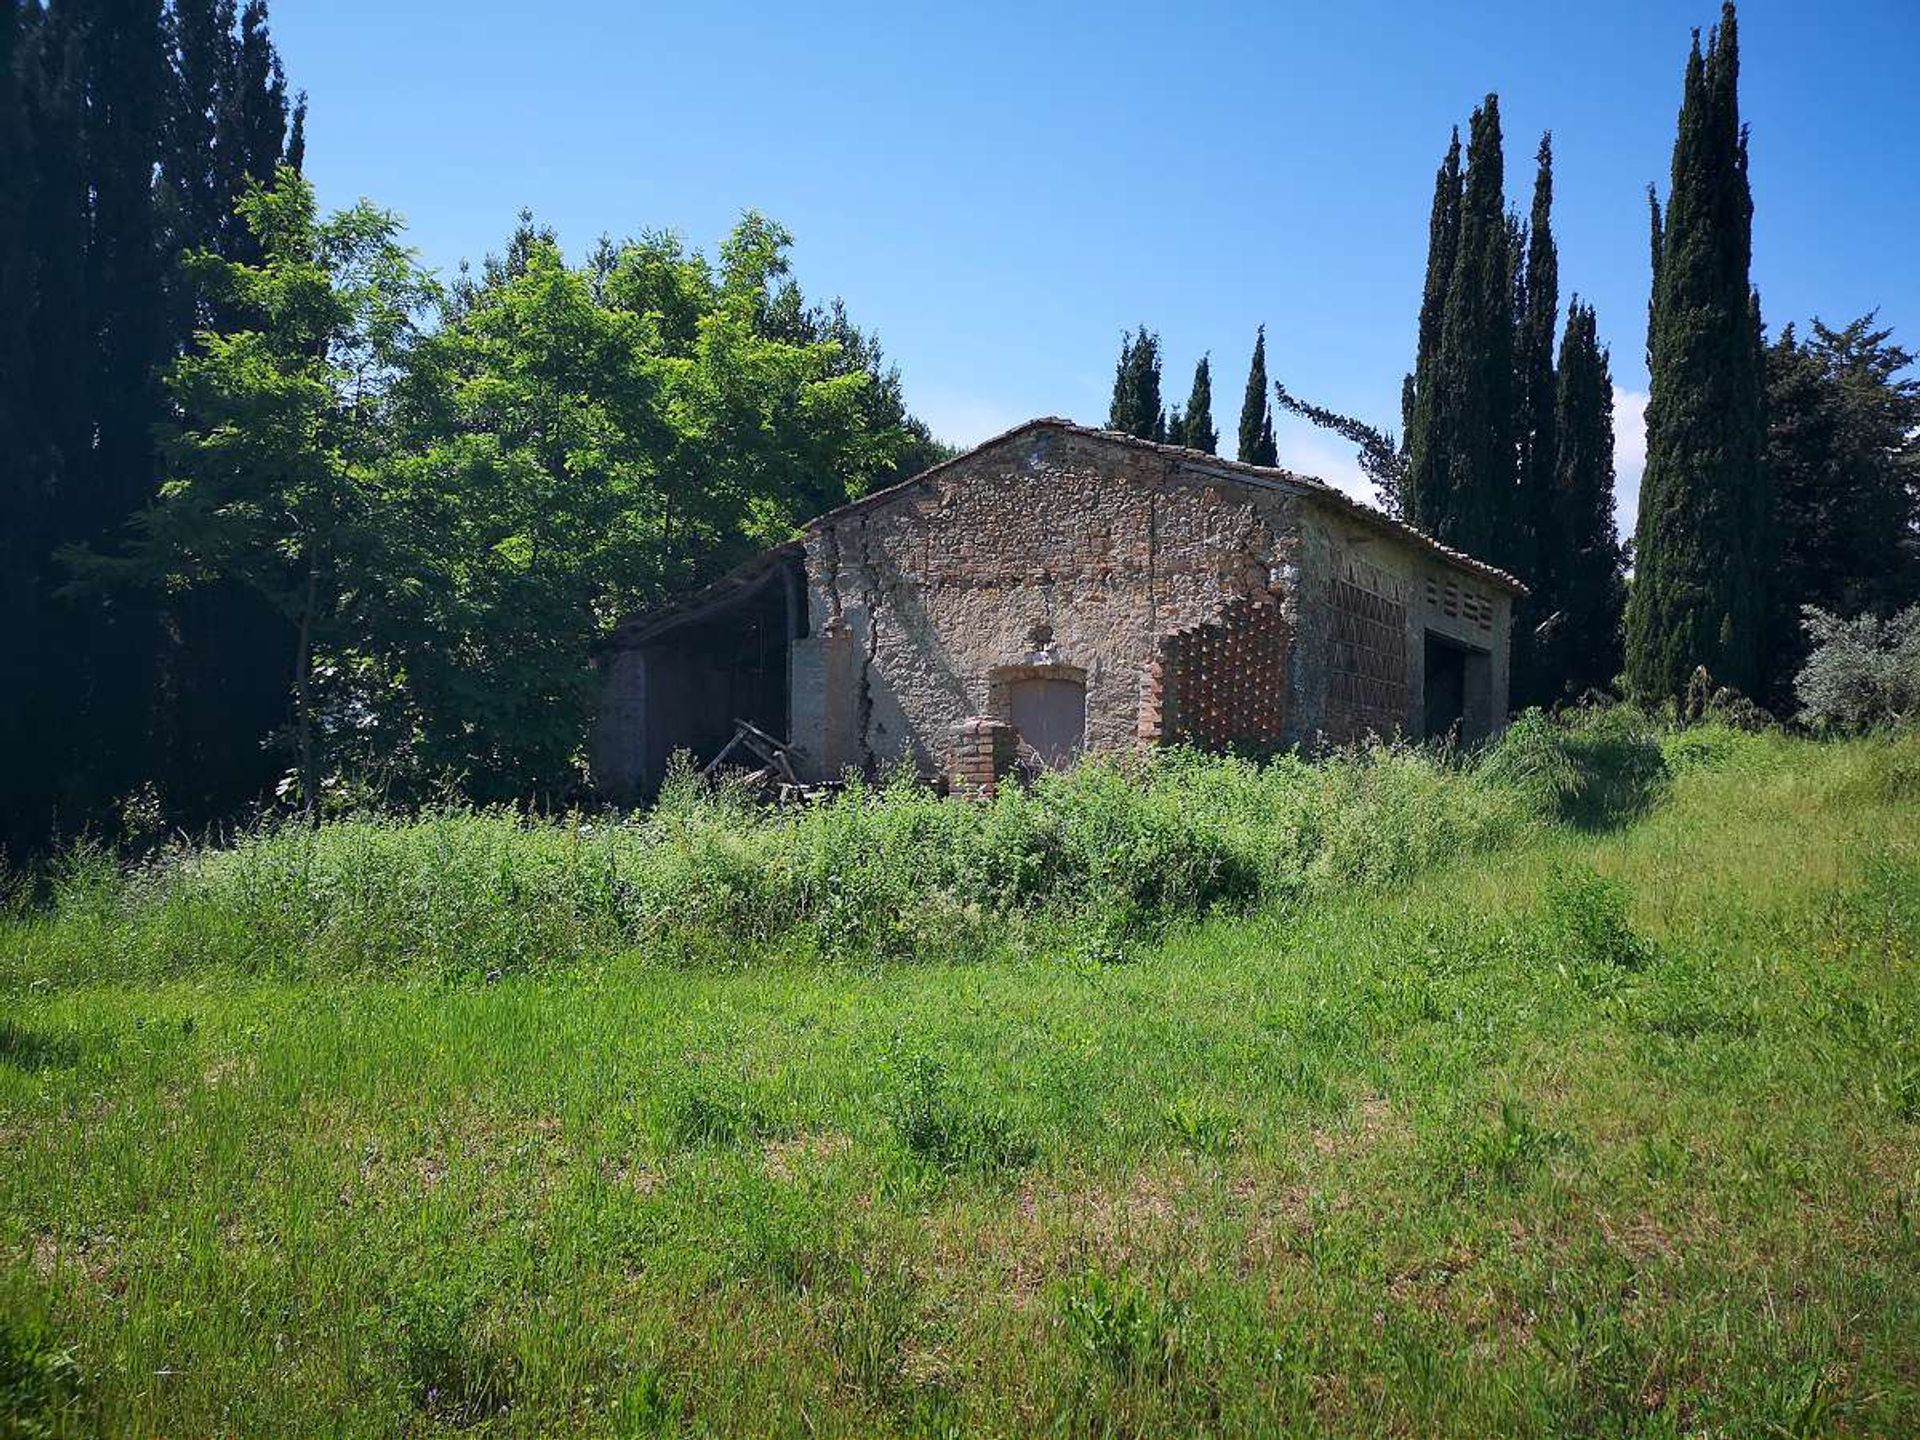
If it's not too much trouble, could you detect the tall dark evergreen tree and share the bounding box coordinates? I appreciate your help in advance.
[1407,96,1515,560]
[1165,406,1186,448]
[1403,129,1462,530]
[1537,301,1626,698]
[1181,355,1217,454]
[0,0,36,821]
[60,0,171,820]
[1,0,304,855]
[1762,315,1920,702]
[1514,135,1557,576]
[1107,325,1164,440]
[1237,326,1276,465]
[1625,3,1770,702]
[1508,133,1559,701]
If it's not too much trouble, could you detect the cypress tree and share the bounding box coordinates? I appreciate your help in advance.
[283,89,305,171]
[0,0,33,837]
[71,0,171,815]
[1515,135,1557,560]
[1181,355,1217,454]
[159,0,302,823]
[1106,325,1163,440]
[162,0,235,283]
[1165,406,1186,448]
[1403,129,1462,530]
[1238,326,1276,465]
[5,3,94,852]
[1625,3,1770,701]
[1413,95,1515,560]
[1510,133,1558,701]
[3,0,303,852]
[1540,300,1626,698]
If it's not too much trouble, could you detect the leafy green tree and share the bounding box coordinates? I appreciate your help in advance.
[1536,301,1625,698]
[83,171,436,814]
[761,285,949,488]
[1180,355,1217,454]
[1408,95,1514,560]
[375,211,919,798]
[1165,406,1187,448]
[1107,326,1163,440]
[1237,326,1276,465]
[1625,3,1770,702]
[1762,315,1920,701]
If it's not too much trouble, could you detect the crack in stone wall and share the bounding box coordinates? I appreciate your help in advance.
[776,428,1510,780]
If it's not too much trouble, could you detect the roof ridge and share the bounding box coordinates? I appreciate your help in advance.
[808,418,1526,594]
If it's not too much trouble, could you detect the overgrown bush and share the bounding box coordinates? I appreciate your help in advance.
[1478,706,1669,829]
[885,1051,1035,1175]
[1795,605,1920,733]
[1542,864,1657,975]
[0,714,1685,986]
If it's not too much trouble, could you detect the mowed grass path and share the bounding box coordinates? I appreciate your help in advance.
[3,735,1918,1436]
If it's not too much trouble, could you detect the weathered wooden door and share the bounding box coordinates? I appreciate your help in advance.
[1008,677,1086,769]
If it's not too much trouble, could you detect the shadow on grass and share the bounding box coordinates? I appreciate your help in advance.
[0,1018,80,1072]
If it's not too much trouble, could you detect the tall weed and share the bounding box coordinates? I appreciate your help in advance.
[0,716,1678,985]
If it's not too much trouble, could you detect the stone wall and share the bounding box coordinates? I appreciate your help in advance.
[1290,498,1512,743]
[784,426,1300,780]
[600,423,1519,793]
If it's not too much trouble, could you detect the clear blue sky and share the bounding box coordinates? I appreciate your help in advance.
[277,0,1918,517]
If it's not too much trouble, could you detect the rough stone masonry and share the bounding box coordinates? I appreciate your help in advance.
[593,419,1523,798]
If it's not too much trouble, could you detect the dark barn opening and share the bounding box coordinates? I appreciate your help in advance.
[1423,632,1467,740]
[606,550,804,793]
[1422,630,1493,744]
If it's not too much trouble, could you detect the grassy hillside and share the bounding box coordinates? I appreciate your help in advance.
[3,723,1918,1437]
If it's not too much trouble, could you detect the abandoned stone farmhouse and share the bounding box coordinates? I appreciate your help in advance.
[592,419,1523,797]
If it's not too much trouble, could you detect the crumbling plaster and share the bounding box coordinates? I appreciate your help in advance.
[786,426,1307,779]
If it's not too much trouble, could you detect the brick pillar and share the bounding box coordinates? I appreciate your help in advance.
[1138,650,1170,743]
[950,716,1016,798]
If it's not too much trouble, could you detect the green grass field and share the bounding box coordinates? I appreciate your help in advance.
[4,723,1918,1437]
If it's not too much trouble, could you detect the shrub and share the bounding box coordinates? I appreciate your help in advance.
[1795,605,1920,733]
[0,711,1664,985]
[1061,1269,1186,1381]
[1163,1094,1238,1157]
[1456,1098,1568,1192]
[0,1311,81,1440]
[885,1051,1035,1176]
[1479,707,1668,830]
[1542,864,1657,975]
[384,1280,517,1428]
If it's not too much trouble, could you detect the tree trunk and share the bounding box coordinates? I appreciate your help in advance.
[293,549,318,825]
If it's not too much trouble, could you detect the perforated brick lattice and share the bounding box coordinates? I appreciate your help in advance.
[1323,578,1409,742]
[1141,599,1291,750]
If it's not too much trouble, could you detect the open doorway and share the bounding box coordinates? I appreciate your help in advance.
[1422,631,1492,743]
[1423,633,1466,739]
[620,557,799,790]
